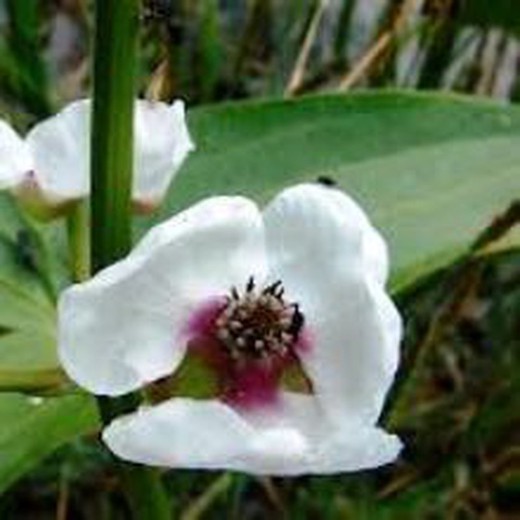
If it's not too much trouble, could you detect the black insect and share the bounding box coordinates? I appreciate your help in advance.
[288,304,305,338]
[316,175,337,187]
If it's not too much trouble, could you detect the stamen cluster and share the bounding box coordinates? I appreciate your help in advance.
[214,278,303,362]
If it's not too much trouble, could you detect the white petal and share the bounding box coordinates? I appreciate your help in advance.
[26,99,90,203]
[133,100,194,205]
[103,393,401,475]
[312,424,402,474]
[245,393,402,473]
[264,184,401,426]
[103,399,269,470]
[0,120,32,189]
[59,196,267,396]
[314,183,390,286]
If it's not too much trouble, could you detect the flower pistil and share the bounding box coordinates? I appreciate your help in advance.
[214,277,304,363]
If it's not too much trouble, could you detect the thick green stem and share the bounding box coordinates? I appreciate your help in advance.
[90,1,170,518]
[91,1,134,270]
[66,201,90,282]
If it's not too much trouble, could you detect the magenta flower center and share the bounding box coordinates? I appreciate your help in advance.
[214,278,304,363]
[187,278,309,409]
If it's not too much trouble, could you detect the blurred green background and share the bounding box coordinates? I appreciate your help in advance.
[0,1,518,518]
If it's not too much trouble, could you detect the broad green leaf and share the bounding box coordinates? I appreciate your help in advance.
[145,91,520,291]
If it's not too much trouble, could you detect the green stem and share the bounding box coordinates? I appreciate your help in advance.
[90,1,170,518]
[66,201,90,282]
[91,0,134,270]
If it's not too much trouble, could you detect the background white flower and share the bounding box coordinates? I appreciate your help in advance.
[59,183,402,475]
[0,120,32,190]
[0,98,194,212]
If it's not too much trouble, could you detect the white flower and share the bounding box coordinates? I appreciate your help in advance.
[58,183,402,475]
[0,99,194,215]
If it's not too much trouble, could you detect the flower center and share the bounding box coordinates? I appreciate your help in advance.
[181,277,311,410]
[213,278,304,363]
